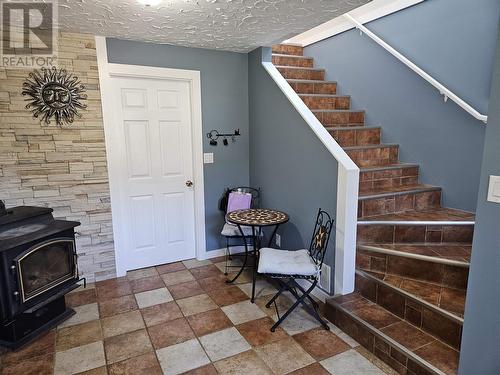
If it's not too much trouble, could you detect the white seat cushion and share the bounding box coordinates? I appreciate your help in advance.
[221,223,254,237]
[258,248,318,276]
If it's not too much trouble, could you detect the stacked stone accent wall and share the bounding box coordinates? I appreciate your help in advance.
[0,32,115,282]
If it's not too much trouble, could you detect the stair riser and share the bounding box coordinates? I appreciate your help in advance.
[355,273,463,350]
[301,96,350,110]
[272,55,313,67]
[272,45,303,56]
[357,224,474,245]
[314,111,365,126]
[325,304,445,375]
[329,128,381,147]
[289,81,337,95]
[360,166,419,193]
[358,190,442,219]
[356,250,468,291]
[347,146,399,167]
[277,67,325,80]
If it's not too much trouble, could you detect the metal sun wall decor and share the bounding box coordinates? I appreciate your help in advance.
[22,66,88,126]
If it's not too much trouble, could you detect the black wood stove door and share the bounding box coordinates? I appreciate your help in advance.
[14,238,77,303]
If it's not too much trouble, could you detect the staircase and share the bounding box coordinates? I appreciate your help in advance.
[272,44,475,375]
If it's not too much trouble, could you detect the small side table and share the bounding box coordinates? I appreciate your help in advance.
[225,208,289,302]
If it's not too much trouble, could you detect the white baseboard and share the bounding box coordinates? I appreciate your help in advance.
[199,246,246,260]
[296,278,332,303]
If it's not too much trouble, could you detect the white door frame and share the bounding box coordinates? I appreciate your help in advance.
[95,36,206,277]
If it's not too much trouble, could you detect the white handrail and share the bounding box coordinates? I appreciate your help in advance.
[344,14,488,124]
[262,55,359,295]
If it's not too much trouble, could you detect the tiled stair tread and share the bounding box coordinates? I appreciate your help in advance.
[358,184,441,199]
[363,270,466,318]
[360,163,419,172]
[299,93,351,98]
[286,78,337,84]
[313,109,365,113]
[329,293,460,375]
[271,53,312,59]
[359,207,475,222]
[275,65,325,71]
[326,126,380,130]
[361,243,471,263]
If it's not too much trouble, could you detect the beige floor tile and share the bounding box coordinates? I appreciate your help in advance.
[101,310,145,338]
[320,349,386,375]
[54,341,106,375]
[177,294,218,316]
[254,337,315,375]
[56,320,102,352]
[76,367,108,375]
[182,258,212,269]
[59,303,99,328]
[214,350,273,375]
[135,287,173,308]
[237,279,277,299]
[221,300,267,325]
[278,306,321,335]
[104,329,153,364]
[161,270,196,286]
[156,338,210,375]
[126,267,159,280]
[199,327,251,362]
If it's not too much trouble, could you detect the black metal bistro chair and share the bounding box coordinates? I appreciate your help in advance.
[220,187,261,276]
[257,208,334,332]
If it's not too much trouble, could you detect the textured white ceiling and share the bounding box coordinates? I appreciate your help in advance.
[57,0,369,52]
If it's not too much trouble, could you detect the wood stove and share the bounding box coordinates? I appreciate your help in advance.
[0,205,81,349]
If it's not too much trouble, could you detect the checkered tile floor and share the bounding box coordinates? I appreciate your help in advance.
[0,257,394,375]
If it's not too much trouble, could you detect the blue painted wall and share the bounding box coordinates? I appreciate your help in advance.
[305,0,500,211]
[248,47,338,293]
[459,25,500,375]
[106,38,249,251]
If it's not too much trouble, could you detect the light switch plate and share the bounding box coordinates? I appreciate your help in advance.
[203,153,214,164]
[487,175,500,203]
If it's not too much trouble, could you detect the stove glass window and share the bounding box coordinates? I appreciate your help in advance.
[18,239,76,301]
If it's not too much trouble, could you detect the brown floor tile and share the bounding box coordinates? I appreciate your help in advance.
[104,329,153,364]
[2,330,56,365]
[414,341,459,375]
[56,320,102,352]
[187,308,233,336]
[129,276,165,294]
[96,279,132,301]
[76,366,108,375]
[214,349,273,374]
[236,316,288,347]
[156,261,186,274]
[107,351,162,375]
[98,294,138,318]
[101,310,145,338]
[207,286,249,307]
[352,304,400,329]
[293,328,350,361]
[182,363,218,375]
[168,280,204,299]
[96,276,128,288]
[287,362,330,375]
[141,301,183,327]
[198,274,231,292]
[189,264,222,279]
[66,289,97,308]
[147,317,196,349]
[381,321,435,351]
[2,353,54,375]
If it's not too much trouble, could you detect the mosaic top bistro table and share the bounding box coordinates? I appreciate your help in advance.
[225,208,289,302]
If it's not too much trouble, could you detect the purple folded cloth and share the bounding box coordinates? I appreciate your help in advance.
[226,192,252,218]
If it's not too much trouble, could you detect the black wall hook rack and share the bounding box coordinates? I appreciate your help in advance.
[207,129,241,146]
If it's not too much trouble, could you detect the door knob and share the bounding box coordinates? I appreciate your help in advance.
[186,180,193,187]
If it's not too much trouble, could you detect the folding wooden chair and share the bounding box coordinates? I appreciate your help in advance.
[257,208,334,332]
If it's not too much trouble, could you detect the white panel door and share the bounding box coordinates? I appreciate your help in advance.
[112,77,196,271]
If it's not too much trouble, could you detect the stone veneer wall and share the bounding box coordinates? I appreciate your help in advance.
[0,32,115,282]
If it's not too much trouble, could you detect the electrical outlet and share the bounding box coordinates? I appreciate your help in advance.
[275,233,281,247]
[319,264,331,293]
